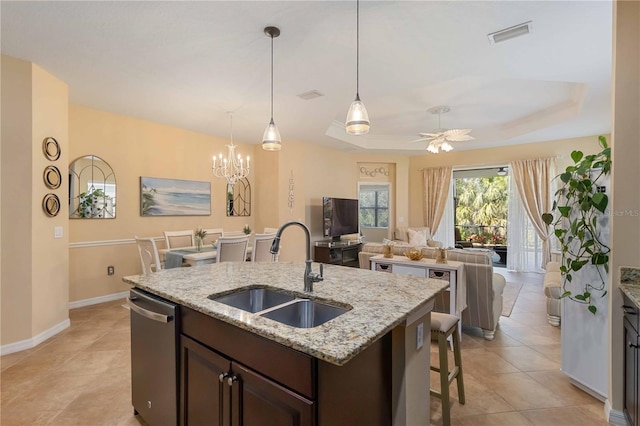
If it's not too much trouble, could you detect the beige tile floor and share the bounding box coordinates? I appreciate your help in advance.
[0,270,609,425]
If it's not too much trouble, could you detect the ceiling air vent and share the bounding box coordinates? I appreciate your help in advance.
[297,90,324,100]
[487,21,533,45]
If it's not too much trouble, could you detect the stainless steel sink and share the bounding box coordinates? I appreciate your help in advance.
[260,299,350,328]
[209,288,295,313]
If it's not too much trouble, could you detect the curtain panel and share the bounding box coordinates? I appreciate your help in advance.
[422,166,453,235]
[509,157,557,268]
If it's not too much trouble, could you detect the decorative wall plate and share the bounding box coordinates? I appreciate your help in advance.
[42,137,61,161]
[43,165,61,189]
[42,193,60,217]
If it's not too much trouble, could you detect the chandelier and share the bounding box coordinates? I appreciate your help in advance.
[212,113,250,185]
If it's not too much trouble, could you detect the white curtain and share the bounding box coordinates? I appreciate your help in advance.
[432,178,455,248]
[507,174,545,273]
[509,158,557,268]
[422,166,453,235]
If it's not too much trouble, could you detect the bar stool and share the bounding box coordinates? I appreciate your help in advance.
[430,312,465,426]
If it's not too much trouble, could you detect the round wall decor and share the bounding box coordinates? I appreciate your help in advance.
[43,165,62,189]
[42,137,61,161]
[42,193,60,217]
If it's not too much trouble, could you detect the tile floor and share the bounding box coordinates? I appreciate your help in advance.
[0,269,609,425]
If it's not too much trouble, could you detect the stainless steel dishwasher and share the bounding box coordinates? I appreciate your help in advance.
[129,288,179,426]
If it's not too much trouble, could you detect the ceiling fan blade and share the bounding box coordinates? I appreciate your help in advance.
[446,134,475,142]
[408,138,428,144]
[443,128,472,137]
[418,132,443,138]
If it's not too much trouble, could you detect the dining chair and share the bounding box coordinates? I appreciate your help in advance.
[223,230,245,237]
[264,227,279,234]
[252,233,277,262]
[216,235,250,263]
[135,236,163,274]
[202,228,223,246]
[163,230,195,249]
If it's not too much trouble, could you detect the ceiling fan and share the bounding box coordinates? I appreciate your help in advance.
[409,106,474,153]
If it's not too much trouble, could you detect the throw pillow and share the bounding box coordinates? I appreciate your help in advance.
[407,228,428,246]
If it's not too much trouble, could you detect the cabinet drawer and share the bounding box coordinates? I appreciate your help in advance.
[392,265,427,278]
[429,270,450,282]
[374,263,392,273]
[181,307,315,399]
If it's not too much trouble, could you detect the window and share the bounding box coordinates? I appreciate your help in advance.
[359,186,389,228]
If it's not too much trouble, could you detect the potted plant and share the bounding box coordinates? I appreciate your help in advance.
[78,188,111,218]
[542,135,611,314]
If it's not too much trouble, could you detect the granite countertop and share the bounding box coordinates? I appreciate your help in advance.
[620,267,640,307]
[123,262,448,366]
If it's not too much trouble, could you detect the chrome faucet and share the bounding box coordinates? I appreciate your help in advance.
[270,221,323,292]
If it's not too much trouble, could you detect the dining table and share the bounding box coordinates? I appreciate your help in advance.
[159,245,253,268]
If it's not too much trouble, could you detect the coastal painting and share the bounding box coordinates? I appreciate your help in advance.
[140,177,211,216]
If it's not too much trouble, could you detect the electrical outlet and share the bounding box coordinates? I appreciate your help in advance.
[416,322,424,349]
[107,266,115,276]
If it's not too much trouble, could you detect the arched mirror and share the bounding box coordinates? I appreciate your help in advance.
[227,178,251,217]
[69,155,116,219]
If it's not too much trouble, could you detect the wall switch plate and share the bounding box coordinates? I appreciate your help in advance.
[107,266,115,276]
[54,226,63,238]
[416,322,424,349]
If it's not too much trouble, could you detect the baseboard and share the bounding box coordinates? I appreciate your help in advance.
[569,377,607,402]
[68,291,129,309]
[0,318,70,356]
[605,399,628,426]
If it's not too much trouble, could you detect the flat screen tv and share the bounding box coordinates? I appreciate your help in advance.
[323,197,359,241]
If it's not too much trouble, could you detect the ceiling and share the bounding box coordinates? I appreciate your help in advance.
[1,1,613,155]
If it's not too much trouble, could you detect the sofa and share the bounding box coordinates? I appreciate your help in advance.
[544,261,562,326]
[359,231,506,340]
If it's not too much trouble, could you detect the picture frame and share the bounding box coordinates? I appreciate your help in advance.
[140,177,211,216]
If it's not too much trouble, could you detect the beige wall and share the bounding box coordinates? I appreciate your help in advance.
[68,104,258,301]
[407,135,605,227]
[609,0,640,415]
[1,56,69,345]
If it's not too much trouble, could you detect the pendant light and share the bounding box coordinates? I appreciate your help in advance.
[345,0,370,135]
[262,26,282,151]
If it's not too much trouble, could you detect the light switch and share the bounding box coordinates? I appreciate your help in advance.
[54,226,63,239]
[398,216,405,223]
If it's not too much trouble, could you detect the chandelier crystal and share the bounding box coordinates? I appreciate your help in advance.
[212,113,250,185]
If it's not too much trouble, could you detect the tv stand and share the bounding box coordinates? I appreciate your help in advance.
[313,241,362,268]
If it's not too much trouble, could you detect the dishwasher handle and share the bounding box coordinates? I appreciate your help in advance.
[128,297,173,323]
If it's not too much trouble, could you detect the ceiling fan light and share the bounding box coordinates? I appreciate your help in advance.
[345,95,370,135]
[427,143,439,153]
[262,118,281,151]
[442,142,453,152]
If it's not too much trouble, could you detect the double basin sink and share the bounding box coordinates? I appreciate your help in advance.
[209,287,351,328]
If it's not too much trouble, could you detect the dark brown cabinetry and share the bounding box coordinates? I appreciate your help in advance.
[623,292,639,426]
[180,335,313,426]
[313,242,362,268]
[180,306,390,426]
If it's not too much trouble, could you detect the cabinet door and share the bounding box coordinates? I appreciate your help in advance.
[231,361,315,426]
[181,335,231,426]
[624,319,638,426]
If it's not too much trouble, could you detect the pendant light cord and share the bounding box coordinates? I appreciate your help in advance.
[356,0,360,95]
[270,34,274,120]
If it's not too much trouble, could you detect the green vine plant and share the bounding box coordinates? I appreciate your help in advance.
[542,136,611,314]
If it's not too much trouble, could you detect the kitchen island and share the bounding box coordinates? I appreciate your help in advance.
[123,261,449,426]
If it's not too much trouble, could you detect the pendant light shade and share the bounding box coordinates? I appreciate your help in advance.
[345,94,370,135]
[262,26,282,151]
[262,118,281,151]
[345,0,369,135]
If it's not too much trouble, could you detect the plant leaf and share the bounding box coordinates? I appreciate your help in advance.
[561,291,572,298]
[588,305,597,315]
[542,213,554,225]
[571,150,584,163]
